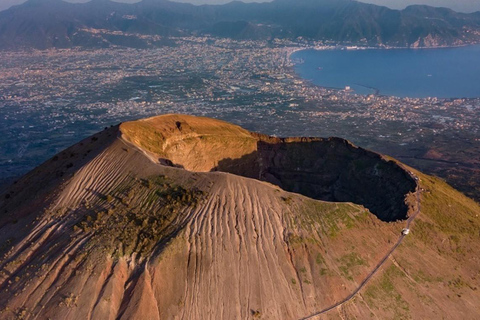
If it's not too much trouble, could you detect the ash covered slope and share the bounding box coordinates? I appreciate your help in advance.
[0,114,479,319]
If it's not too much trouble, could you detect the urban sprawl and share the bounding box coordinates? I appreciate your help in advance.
[1,37,479,199]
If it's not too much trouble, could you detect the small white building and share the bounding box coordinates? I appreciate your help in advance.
[402,228,410,235]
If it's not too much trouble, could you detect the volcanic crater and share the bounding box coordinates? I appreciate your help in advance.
[2,114,480,320]
[121,114,417,222]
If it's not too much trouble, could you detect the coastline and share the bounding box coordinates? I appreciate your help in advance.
[286,42,479,60]
[286,44,480,100]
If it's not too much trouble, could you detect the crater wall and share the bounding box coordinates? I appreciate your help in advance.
[216,137,416,222]
[120,115,417,222]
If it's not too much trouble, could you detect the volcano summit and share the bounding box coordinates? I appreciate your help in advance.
[1,114,479,319]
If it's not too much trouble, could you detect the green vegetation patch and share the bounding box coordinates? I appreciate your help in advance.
[72,174,207,258]
[298,199,367,238]
[410,173,480,258]
[337,252,367,281]
[412,269,443,284]
[420,174,480,236]
[364,264,411,319]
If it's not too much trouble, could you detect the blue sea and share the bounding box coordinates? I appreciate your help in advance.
[291,45,480,98]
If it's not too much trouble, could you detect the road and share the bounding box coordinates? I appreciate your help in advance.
[300,172,421,320]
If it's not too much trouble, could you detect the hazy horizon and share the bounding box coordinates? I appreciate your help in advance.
[1,0,480,13]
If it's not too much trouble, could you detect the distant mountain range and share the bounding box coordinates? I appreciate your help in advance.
[1,0,480,49]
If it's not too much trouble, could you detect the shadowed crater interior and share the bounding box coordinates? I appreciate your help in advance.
[213,137,417,222]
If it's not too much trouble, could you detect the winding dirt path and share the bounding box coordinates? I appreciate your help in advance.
[300,170,421,320]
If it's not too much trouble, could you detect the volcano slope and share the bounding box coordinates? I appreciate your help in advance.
[0,114,479,320]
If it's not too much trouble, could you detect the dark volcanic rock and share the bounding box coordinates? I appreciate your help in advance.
[215,137,416,222]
